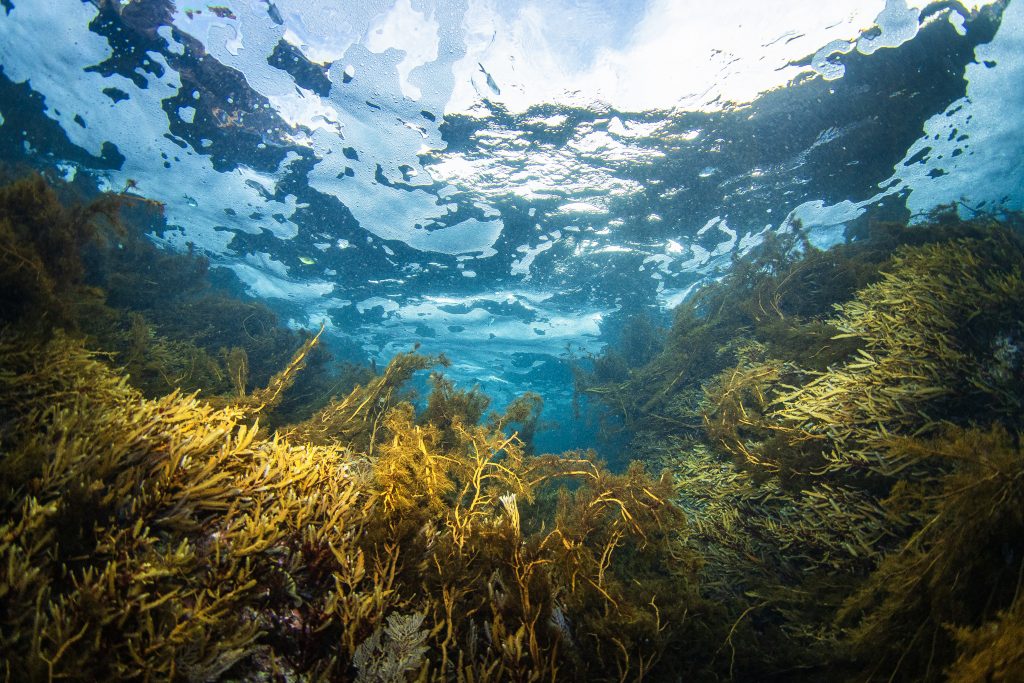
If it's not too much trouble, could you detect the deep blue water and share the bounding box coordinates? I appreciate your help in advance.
[1,0,1021,451]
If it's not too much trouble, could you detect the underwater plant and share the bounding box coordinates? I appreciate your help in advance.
[0,174,123,327]
[3,174,1024,681]
[0,326,709,681]
[0,173,348,419]
[0,168,709,679]
[837,425,1024,681]
[616,214,1024,680]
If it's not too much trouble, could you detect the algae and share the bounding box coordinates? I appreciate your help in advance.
[0,323,705,682]
[579,209,1024,680]
[2,175,1024,682]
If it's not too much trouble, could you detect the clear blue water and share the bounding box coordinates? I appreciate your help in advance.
[1,0,1021,451]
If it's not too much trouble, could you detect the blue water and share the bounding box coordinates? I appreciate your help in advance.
[1,0,1022,451]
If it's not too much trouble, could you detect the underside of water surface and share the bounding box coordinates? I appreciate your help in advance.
[1,1,1023,681]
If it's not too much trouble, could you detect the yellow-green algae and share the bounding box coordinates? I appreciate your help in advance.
[0,174,705,680]
[581,210,1024,680]
[2,174,1024,681]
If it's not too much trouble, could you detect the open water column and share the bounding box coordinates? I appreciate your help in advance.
[1,1,1023,681]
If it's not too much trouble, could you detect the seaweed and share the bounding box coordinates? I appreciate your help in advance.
[947,590,1024,682]
[491,391,545,453]
[0,173,349,420]
[616,213,1024,680]
[835,426,1024,681]
[4,173,1024,681]
[419,371,492,449]
[0,174,124,327]
[577,214,1021,442]
[288,350,443,452]
[0,328,708,681]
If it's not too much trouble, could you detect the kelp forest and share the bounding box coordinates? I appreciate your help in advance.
[2,171,1023,682]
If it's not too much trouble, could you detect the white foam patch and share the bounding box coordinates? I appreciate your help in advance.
[570,128,664,163]
[511,240,554,277]
[857,1,920,56]
[527,114,568,128]
[949,10,967,36]
[364,0,440,101]
[357,297,401,314]
[157,25,185,55]
[811,39,858,81]
[245,251,290,278]
[57,163,77,182]
[476,202,501,218]
[230,261,334,301]
[557,201,608,214]
[643,254,673,274]
[608,116,664,138]
[738,225,771,252]
[658,281,702,309]
[788,199,866,233]
[0,1,300,255]
[889,0,1024,216]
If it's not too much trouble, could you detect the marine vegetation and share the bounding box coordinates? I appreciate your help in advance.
[3,175,1024,682]
[0,331,706,681]
[582,209,1024,680]
[0,172,123,326]
[0,172,347,420]
[0,175,713,681]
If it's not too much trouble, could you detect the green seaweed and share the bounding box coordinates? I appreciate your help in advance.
[0,172,348,421]
[603,212,1024,680]
[0,328,707,681]
[4,174,1024,682]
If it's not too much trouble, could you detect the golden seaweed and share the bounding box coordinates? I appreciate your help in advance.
[3,175,1024,682]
